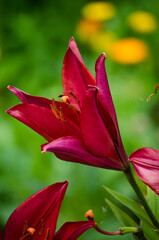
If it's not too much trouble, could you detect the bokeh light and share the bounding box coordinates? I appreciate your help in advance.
[88,31,117,54]
[108,38,149,64]
[127,11,157,33]
[76,19,102,43]
[81,1,117,22]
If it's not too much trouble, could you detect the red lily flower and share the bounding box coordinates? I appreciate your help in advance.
[7,38,128,171]
[1,181,94,240]
[129,148,159,195]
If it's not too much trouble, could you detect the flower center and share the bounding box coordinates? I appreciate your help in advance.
[19,219,50,240]
[50,92,80,121]
[59,91,80,114]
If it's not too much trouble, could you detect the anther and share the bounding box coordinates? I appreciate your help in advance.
[39,219,45,235]
[19,227,36,240]
[45,228,50,240]
[69,91,80,105]
[61,95,70,104]
[27,228,36,235]
[85,209,94,221]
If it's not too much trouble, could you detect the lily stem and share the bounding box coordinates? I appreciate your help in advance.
[124,166,159,229]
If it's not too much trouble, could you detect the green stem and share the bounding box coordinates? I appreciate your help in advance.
[124,166,159,229]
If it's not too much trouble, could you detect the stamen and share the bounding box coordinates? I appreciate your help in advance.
[50,98,61,120]
[19,227,36,240]
[66,103,80,114]
[39,219,45,235]
[59,107,66,122]
[22,220,28,235]
[50,98,66,122]
[85,209,122,236]
[69,91,80,105]
[44,228,50,240]
[85,209,94,221]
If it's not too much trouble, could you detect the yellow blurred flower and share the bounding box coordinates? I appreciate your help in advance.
[81,2,117,22]
[76,19,102,42]
[89,32,117,53]
[109,38,149,64]
[127,11,157,33]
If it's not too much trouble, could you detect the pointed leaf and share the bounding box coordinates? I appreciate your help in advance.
[105,198,138,226]
[104,186,151,223]
[141,219,159,240]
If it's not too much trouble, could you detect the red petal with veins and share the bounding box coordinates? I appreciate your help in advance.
[129,148,159,195]
[62,39,96,111]
[41,136,124,170]
[54,221,95,240]
[7,103,81,142]
[3,181,68,240]
[81,87,120,163]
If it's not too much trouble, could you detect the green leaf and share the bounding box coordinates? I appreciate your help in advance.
[105,198,138,226]
[104,186,151,223]
[141,219,159,240]
[146,188,159,222]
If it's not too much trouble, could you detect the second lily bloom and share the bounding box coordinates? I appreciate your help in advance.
[7,38,129,171]
[1,181,94,240]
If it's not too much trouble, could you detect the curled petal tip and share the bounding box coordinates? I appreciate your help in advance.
[41,149,47,154]
[7,85,12,90]
[63,180,69,187]
[69,37,75,46]
[102,52,106,58]
[70,36,75,41]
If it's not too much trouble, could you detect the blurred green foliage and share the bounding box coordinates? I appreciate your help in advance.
[0,0,159,239]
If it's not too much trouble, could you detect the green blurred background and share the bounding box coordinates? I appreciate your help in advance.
[0,0,159,239]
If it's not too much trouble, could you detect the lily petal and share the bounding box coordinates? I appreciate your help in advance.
[54,221,95,240]
[95,55,128,166]
[129,148,159,195]
[68,37,84,64]
[62,40,96,110]
[8,86,52,108]
[95,54,117,124]
[4,181,68,240]
[7,103,81,142]
[41,136,124,170]
[81,87,120,162]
